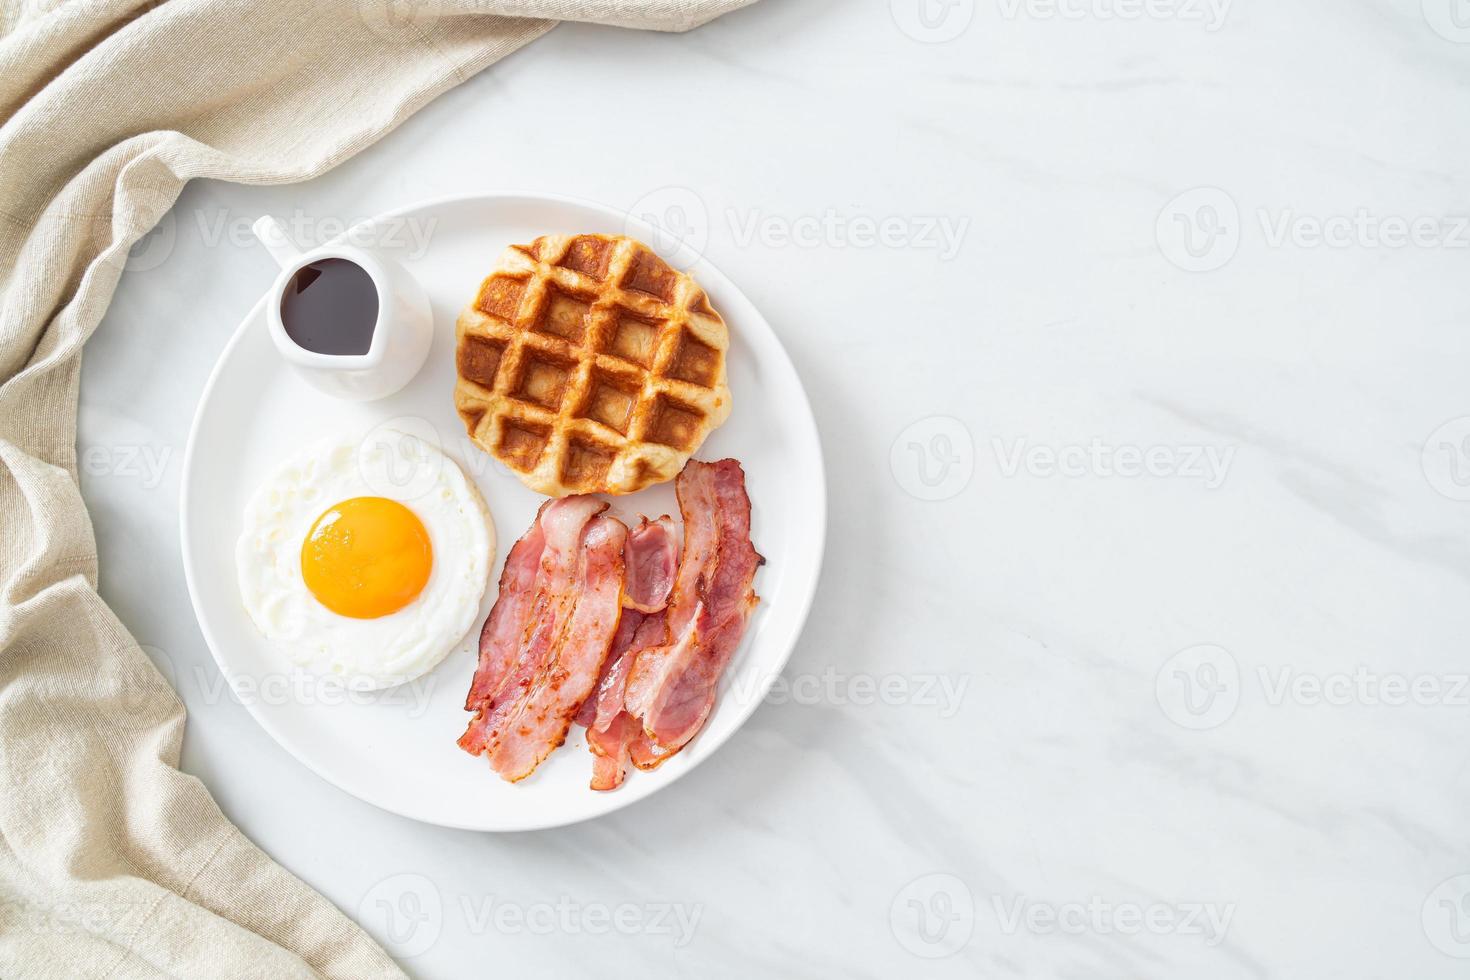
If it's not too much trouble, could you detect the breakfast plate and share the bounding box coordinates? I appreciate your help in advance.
[180,192,825,831]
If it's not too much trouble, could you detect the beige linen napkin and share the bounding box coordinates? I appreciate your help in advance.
[0,1,752,976]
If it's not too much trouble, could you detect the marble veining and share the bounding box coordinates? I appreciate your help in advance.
[78,1,1470,976]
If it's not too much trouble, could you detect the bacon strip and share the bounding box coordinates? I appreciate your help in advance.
[579,610,669,790]
[623,517,677,613]
[587,711,635,790]
[462,504,547,711]
[458,497,606,757]
[576,519,677,790]
[643,595,757,752]
[459,461,761,791]
[591,609,667,732]
[625,459,762,756]
[485,515,627,782]
[623,473,720,724]
[629,729,675,771]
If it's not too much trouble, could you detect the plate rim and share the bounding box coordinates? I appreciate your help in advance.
[179,190,827,831]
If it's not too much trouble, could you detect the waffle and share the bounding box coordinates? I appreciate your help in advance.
[454,234,732,497]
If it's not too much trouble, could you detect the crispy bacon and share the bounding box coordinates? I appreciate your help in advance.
[458,497,606,757]
[459,460,761,791]
[625,459,762,755]
[484,516,627,782]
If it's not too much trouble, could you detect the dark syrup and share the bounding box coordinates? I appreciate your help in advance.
[280,258,379,355]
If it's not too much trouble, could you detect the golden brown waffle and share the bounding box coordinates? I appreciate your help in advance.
[454,234,732,497]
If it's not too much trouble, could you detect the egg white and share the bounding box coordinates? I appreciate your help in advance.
[235,429,495,690]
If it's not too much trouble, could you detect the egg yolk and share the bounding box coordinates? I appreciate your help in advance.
[301,497,432,619]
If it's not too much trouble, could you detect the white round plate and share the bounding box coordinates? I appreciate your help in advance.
[181,193,825,831]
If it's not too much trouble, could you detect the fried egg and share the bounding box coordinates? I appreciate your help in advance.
[236,429,494,689]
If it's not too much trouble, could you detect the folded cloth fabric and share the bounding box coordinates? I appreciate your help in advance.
[0,1,754,976]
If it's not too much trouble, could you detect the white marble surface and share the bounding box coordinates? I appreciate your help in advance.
[78,1,1470,976]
